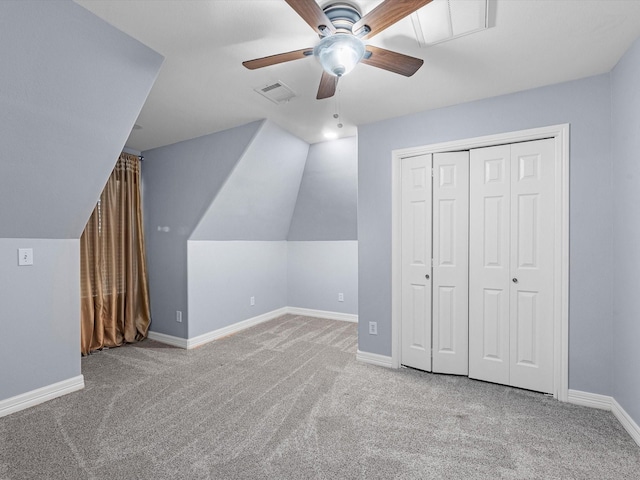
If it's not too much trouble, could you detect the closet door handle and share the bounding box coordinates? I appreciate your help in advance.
[425,274,430,280]
[512,278,518,284]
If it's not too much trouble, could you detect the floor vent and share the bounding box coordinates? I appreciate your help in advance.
[254,81,296,104]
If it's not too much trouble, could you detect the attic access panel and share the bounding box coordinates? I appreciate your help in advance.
[411,0,489,47]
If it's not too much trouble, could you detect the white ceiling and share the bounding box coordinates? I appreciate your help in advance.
[74,0,640,151]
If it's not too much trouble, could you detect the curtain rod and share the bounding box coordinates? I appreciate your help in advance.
[121,151,144,161]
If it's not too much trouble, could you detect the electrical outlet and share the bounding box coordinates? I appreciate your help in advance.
[18,248,33,266]
[176,310,182,323]
[338,292,344,302]
[250,296,255,306]
[369,321,377,335]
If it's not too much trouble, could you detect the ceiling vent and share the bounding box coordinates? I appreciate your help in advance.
[411,0,489,47]
[254,81,297,104]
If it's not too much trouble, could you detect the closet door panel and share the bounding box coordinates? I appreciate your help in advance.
[469,145,511,386]
[432,151,469,375]
[509,139,555,394]
[401,154,433,371]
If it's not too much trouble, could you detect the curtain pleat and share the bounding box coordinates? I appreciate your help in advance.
[80,153,151,355]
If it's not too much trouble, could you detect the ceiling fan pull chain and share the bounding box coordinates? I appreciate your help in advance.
[333,88,342,128]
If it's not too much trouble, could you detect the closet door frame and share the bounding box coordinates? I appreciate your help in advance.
[390,124,569,401]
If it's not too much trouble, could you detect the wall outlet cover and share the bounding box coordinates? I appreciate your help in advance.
[369,321,377,335]
[18,248,33,266]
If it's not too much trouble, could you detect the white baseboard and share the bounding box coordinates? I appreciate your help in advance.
[567,389,612,410]
[187,307,288,349]
[147,331,188,349]
[286,306,358,323]
[356,349,394,368]
[568,389,640,447]
[149,306,358,350]
[612,398,640,447]
[0,375,84,419]
[148,307,288,350]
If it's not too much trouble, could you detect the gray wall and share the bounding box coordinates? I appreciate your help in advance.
[144,123,359,339]
[0,0,162,403]
[186,122,308,336]
[611,37,640,424]
[0,0,163,239]
[143,121,309,337]
[287,241,358,314]
[142,121,262,337]
[288,137,358,241]
[0,239,80,399]
[188,241,287,337]
[286,138,359,314]
[358,74,613,395]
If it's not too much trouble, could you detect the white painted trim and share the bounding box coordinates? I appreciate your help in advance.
[612,398,640,448]
[391,146,403,369]
[0,375,84,419]
[392,124,570,158]
[557,125,571,402]
[286,306,358,323]
[186,307,288,349]
[391,124,570,399]
[149,307,358,350]
[147,331,189,349]
[567,389,612,410]
[148,310,283,350]
[356,349,394,368]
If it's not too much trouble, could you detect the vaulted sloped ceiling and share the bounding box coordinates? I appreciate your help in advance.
[143,121,265,241]
[190,121,310,240]
[0,0,163,239]
[288,137,358,241]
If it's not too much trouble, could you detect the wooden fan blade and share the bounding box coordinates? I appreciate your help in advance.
[361,46,424,77]
[317,71,338,100]
[243,48,313,70]
[284,0,336,35]
[353,0,433,40]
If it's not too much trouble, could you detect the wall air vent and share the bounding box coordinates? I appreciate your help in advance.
[254,81,297,104]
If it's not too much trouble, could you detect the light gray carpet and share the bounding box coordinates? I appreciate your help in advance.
[1,314,639,479]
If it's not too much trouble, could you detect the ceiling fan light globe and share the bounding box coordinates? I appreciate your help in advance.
[314,34,365,77]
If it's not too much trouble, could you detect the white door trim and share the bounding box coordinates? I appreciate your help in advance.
[391,123,570,402]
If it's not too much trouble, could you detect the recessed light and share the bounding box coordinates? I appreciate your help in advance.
[324,131,338,140]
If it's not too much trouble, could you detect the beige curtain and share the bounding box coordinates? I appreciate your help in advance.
[80,152,151,355]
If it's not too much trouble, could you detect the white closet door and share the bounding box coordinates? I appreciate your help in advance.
[469,145,511,386]
[469,140,555,394]
[401,154,432,371]
[432,152,469,375]
[509,139,555,393]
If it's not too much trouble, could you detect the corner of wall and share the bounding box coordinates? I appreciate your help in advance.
[143,121,265,338]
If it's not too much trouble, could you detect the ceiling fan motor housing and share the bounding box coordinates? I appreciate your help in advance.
[322,2,362,34]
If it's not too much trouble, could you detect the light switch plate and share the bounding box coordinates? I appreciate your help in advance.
[18,248,33,266]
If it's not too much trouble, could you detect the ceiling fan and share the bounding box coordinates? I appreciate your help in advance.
[243,0,432,100]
